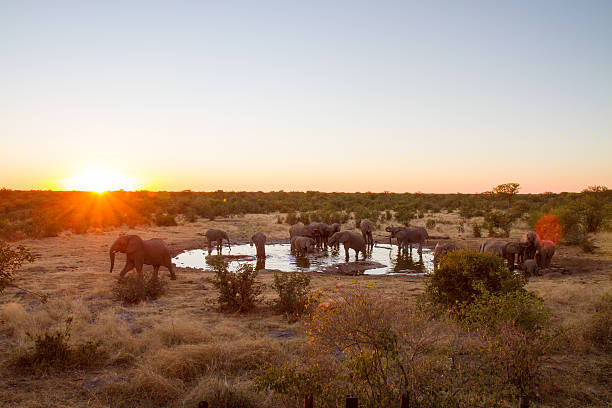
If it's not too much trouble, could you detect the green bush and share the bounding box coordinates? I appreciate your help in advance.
[13,317,105,372]
[285,211,298,225]
[425,250,525,309]
[211,260,263,313]
[112,273,168,305]
[461,289,549,334]
[484,210,514,237]
[272,272,312,318]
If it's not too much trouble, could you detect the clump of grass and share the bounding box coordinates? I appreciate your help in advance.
[112,274,168,305]
[12,316,106,372]
[583,293,612,350]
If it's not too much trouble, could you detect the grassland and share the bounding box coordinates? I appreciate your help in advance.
[0,211,611,407]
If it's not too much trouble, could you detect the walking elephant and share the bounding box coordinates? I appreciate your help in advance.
[250,232,266,259]
[205,229,231,253]
[433,242,460,268]
[292,236,315,257]
[328,231,367,262]
[360,219,374,247]
[109,235,176,282]
[537,240,555,268]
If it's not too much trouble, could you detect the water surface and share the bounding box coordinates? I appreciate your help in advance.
[173,243,433,275]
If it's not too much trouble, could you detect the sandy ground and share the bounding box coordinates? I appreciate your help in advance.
[0,212,611,407]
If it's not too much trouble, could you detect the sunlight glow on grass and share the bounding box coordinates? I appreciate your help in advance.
[63,169,137,192]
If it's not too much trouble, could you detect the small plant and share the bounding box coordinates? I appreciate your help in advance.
[285,211,298,225]
[13,317,105,372]
[0,241,34,296]
[112,273,168,305]
[472,223,482,238]
[425,219,436,229]
[272,272,312,318]
[457,222,465,233]
[211,260,263,312]
[276,215,284,224]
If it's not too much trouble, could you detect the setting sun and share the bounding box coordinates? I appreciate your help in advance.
[63,169,137,192]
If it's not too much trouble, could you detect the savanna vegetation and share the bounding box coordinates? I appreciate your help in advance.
[0,184,611,407]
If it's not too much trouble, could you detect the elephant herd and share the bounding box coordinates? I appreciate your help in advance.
[433,230,556,276]
[108,222,555,282]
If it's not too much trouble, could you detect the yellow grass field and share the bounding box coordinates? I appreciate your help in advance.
[1,212,611,407]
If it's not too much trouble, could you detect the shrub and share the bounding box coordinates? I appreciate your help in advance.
[13,317,105,372]
[484,211,514,237]
[210,260,263,313]
[112,273,168,305]
[583,293,612,350]
[425,250,525,309]
[394,205,415,226]
[425,219,436,229]
[285,211,298,225]
[0,241,34,295]
[472,223,482,238]
[460,289,549,334]
[272,272,312,318]
[154,213,178,226]
[276,215,284,224]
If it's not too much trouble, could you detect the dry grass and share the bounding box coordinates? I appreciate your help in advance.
[0,212,610,407]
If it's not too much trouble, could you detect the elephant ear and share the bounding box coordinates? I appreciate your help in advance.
[126,235,142,254]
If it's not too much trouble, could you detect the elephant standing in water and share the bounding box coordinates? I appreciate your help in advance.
[205,229,231,253]
[394,227,428,255]
[250,232,266,259]
[292,236,315,257]
[479,240,522,270]
[327,223,341,249]
[537,240,556,268]
[109,235,176,282]
[309,222,330,248]
[360,219,374,247]
[523,259,539,277]
[328,231,366,262]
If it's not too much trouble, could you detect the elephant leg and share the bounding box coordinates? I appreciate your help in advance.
[418,242,422,254]
[152,265,160,281]
[166,261,177,280]
[344,247,349,262]
[134,258,144,281]
[118,260,135,282]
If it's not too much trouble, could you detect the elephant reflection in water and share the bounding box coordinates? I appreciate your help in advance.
[295,256,311,269]
[255,258,266,271]
[390,250,424,273]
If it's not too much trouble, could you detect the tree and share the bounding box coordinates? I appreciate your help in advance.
[493,183,521,209]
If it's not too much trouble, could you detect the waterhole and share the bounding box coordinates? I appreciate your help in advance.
[173,243,434,275]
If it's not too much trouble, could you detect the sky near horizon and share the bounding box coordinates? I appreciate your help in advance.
[1,1,611,193]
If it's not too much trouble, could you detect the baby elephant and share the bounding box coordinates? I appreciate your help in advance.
[109,235,176,282]
[250,232,266,259]
[523,259,539,277]
[291,236,315,257]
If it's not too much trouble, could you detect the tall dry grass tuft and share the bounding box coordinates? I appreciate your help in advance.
[151,317,213,346]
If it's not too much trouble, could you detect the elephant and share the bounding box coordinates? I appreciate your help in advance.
[289,224,317,240]
[250,232,266,259]
[205,229,231,253]
[520,231,542,261]
[328,231,366,262]
[292,236,315,257]
[536,240,555,268]
[109,235,176,282]
[523,259,539,277]
[327,223,341,249]
[479,240,522,270]
[309,222,330,248]
[432,242,460,268]
[386,226,407,246]
[394,227,428,255]
[360,219,374,247]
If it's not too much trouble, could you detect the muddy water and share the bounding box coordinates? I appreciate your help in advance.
[173,243,434,275]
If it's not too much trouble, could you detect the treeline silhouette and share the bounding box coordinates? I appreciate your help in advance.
[0,188,610,240]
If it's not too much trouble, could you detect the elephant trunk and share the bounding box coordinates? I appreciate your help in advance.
[109,240,120,273]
